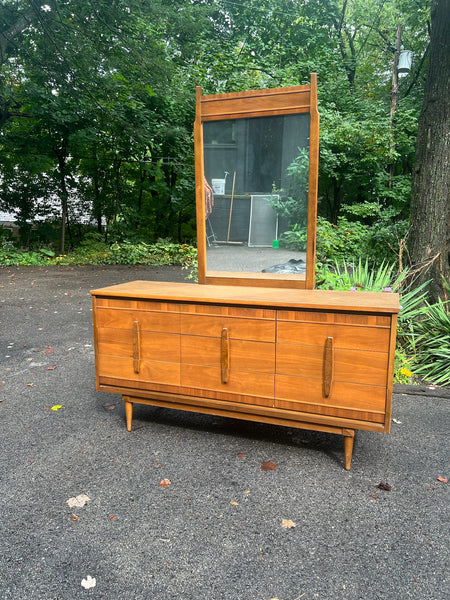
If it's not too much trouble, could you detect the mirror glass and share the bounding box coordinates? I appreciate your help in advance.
[203,113,310,276]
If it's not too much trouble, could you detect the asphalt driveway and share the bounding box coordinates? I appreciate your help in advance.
[0,265,448,600]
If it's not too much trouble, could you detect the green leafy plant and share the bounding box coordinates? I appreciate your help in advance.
[279,224,307,251]
[316,258,406,292]
[0,241,197,268]
[394,347,416,384]
[412,300,450,386]
[316,216,370,263]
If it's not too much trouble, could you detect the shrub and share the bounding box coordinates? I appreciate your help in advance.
[412,300,450,387]
[316,216,370,262]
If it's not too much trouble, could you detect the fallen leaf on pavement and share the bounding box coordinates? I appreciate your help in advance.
[377,482,391,491]
[67,494,90,508]
[281,519,296,529]
[81,575,96,589]
[230,501,239,506]
[46,366,57,371]
[159,479,171,488]
[261,461,276,471]
[108,515,117,520]
[237,452,245,457]
[437,476,448,483]
[51,405,63,411]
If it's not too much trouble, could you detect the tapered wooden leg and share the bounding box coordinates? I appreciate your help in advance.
[343,429,355,470]
[124,397,133,431]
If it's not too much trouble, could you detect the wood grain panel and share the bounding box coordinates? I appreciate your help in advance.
[179,303,275,319]
[97,355,180,386]
[181,314,275,342]
[96,308,180,333]
[95,297,181,312]
[275,376,386,414]
[98,377,180,396]
[97,328,180,362]
[276,344,389,386]
[200,86,311,121]
[181,364,274,400]
[181,336,275,373]
[278,310,391,327]
[277,321,390,352]
[91,281,399,315]
[275,396,385,424]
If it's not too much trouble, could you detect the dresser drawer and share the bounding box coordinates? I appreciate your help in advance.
[275,376,386,422]
[181,336,275,373]
[97,328,180,363]
[276,344,389,387]
[97,355,180,387]
[96,307,180,334]
[181,364,274,402]
[181,313,275,342]
[276,321,390,353]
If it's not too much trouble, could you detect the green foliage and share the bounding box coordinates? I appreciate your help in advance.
[0,241,197,269]
[316,216,370,262]
[279,224,307,251]
[394,347,416,384]
[315,258,411,292]
[409,300,450,387]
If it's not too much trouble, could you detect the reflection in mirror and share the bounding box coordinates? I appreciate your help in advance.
[203,113,310,275]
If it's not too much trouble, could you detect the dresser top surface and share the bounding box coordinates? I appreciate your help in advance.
[90,280,399,314]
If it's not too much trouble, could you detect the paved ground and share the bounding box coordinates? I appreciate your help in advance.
[0,265,448,600]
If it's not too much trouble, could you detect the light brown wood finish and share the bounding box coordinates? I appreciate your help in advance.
[323,337,334,397]
[91,281,399,469]
[306,73,320,289]
[220,328,229,384]
[91,280,399,313]
[195,85,207,284]
[132,321,140,374]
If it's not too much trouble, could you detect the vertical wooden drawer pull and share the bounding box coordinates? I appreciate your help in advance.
[133,321,141,374]
[323,336,334,397]
[221,327,229,384]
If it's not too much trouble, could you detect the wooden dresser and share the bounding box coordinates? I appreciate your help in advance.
[91,280,399,469]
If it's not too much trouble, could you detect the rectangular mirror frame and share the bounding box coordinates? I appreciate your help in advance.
[195,74,319,289]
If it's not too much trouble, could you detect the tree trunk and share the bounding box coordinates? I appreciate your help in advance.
[56,152,69,256]
[409,0,450,303]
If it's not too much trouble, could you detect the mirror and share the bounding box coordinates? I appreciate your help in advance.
[195,76,319,289]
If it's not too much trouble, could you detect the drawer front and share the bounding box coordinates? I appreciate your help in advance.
[277,321,390,353]
[97,355,180,387]
[97,328,180,363]
[181,313,275,342]
[181,364,274,403]
[275,376,386,423]
[96,307,180,334]
[181,336,275,373]
[276,344,389,387]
